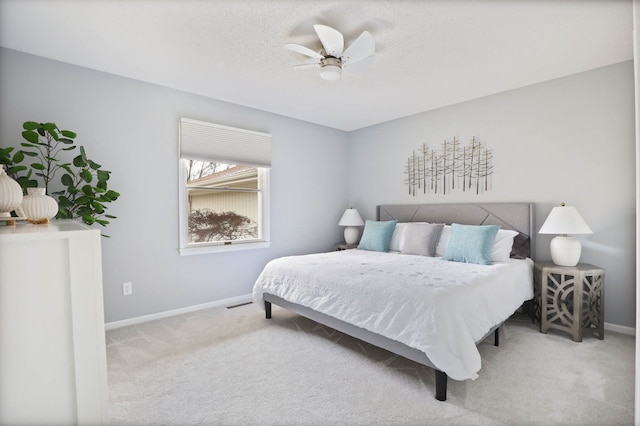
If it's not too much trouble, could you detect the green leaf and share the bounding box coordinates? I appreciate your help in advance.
[88,160,101,170]
[22,121,40,131]
[96,170,110,182]
[7,165,27,174]
[81,215,96,225]
[58,138,74,144]
[92,202,105,214]
[75,195,91,205]
[0,146,13,158]
[62,146,76,151]
[56,209,71,219]
[96,219,109,227]
[105,214,117,219]
[82,184,94,195]
[106,190,120,200]
[12,150,24,163]
[73,155,87,168]
[22,151,38,157]
[16,177,37,188]
[42,122,57,132]
[61,174,74,187]
[61,164,75,175]
[30,162,45,170]
[61,130,77,138]
[80,169,93,182]
[22,130,39,144]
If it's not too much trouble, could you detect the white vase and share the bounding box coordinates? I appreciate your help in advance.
[0,167,23,218]
[21,187,58,221]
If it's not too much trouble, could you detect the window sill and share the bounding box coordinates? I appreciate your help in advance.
[179,241,271,256]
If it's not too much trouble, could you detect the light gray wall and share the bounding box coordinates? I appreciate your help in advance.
[0,48,349,322]
[348,61,636,328]
[1,48,635,328]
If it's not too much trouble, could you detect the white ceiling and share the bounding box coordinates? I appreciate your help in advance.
[0,0,633,132]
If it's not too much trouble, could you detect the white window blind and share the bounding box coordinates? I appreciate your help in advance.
[179,117,271,167]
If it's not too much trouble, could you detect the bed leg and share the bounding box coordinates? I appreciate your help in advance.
[265,301,272,319]
[435,370,447,402]
[494,327,500,347]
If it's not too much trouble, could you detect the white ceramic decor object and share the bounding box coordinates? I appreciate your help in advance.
[0,167,23,218]
[21,188,58,222]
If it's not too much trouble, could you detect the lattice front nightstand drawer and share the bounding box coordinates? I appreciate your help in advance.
[534,261,604,342]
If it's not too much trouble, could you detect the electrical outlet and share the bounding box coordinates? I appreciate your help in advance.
[122,282,133,296]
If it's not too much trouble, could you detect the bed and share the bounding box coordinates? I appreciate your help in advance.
[252,203,534,401]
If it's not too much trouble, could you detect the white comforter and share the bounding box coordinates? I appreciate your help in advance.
[252,249,533,381]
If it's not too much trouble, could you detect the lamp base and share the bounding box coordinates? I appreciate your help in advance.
[344,226,360,245]
[550,236,582,267]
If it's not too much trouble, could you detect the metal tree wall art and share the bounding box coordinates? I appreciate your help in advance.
[405,136,493,196]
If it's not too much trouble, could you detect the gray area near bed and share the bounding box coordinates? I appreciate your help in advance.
[378,202,534,259]
[262,202,534,401]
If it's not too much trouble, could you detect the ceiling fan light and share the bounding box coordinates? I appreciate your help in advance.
[320,64,341,81]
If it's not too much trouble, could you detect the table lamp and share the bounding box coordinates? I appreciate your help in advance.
[539,203,592,266]
[338,208,364,245]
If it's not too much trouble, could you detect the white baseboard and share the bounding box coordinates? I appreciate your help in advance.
[105,294,253,330]
[604,322,635,336]
[106,295,637,337]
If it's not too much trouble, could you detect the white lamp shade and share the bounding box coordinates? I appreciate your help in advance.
[539,204,592,267]
[539,205,592,235]
[339,208,364,245]
[338,208,364,227]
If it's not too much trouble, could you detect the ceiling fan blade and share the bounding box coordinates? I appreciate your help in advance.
[284,43,324,59]
[313,24,344,57]
[342,31,375,64]
[342,55,374,73]
[292,62,320,70]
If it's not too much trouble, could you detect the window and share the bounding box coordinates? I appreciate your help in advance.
[178,118,271,255]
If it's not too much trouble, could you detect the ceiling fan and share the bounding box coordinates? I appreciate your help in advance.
[285,25,375,81]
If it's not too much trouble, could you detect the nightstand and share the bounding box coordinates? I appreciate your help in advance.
[533,261,604,342]
[335,243,357,251]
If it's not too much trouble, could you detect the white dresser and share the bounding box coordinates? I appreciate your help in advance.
[0,220,109,425]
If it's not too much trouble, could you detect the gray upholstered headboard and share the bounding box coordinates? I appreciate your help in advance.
[377,203,534,259]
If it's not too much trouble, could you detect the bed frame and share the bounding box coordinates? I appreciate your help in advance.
[263,202,534,402]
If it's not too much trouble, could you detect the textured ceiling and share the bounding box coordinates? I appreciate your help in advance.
[0,0,633,131]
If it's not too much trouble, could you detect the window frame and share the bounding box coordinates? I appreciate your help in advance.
[178,161,270,255]
[178,118,271,256]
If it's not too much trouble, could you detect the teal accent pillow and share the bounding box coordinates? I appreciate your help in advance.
[357,220,398,252]
[443,224,500,265]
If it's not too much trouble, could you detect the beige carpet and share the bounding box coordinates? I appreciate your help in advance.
[107,303,634,425]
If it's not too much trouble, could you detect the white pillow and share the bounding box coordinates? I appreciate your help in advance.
[435,225,451,257]
[436,225,519,261]
[389,223,409,252]
[491,229,519,261]
[389,222,428,252]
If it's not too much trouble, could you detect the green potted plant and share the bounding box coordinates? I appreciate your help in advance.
[0,121,120,231]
